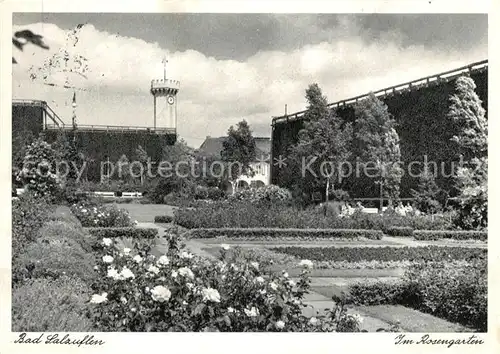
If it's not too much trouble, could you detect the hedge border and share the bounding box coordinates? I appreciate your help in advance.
[385,226,414,237]
[154,215,174,223]
[187,228,383,240]
[85,227,158,239]
[414,230,487,241]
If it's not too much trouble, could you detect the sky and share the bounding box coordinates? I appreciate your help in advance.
[12,13,488,148]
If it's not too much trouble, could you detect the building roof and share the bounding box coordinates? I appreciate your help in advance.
[197,136,271,161]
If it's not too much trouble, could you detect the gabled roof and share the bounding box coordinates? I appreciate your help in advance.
[197,136,271,160]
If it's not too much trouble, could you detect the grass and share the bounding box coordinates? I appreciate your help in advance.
[113,203,177,222]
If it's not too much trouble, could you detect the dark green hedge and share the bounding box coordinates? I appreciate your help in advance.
[385,226,414,237]
[85,227,158,239]
[154,215,174,223]
[271,245,486,262]
[414,230,487,241]
[187,228,383,240]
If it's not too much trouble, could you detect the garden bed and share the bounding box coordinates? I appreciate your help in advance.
[271,245,486,262]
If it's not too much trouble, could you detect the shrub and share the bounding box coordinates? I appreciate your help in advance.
[88,228,364,332]
[154,215,174,223]
[86,227,158,239]
[385,226,414,237]
[13,236,96,284]
[413,230,487,241]
[12,191,52,258]
[271,245,485,263]
[12,276,93,332]
[187,228,383,240]
[346,259,487,331]
[229,185,292,204]
[37,220,94,252]
[70,202,133,227]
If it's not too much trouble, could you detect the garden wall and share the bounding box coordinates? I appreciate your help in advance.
[271,68,488,199]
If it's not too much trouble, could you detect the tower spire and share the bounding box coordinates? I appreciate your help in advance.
[162,56,168,80]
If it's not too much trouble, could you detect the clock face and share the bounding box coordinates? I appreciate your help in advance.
[167,96,175,105]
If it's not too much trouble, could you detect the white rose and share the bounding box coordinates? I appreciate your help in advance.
[171,270,178,278]
[120,266,135,279]
[123,248,131,255]
[282,271,289,278]
[298,259,313,269]
[102,255,114,263]
[94,265,99,270]
[90,292,108,304]
[147,265,160,274]
[250,262,259,270]
[309,317,319,326]
[150,285,171,302]
[220,244,230,250]
[178,267,194,280]
[227,307,235,313]
[255,276,265,283]
[107,267,119,279]
[102,238,112,247]
[120,296,127,304]
[157,255,170,266]
[275,320,285,329]
[244,307,259,317]
[269,282,278,291]
[288,280,295,287]
[133,255,143,263]
[201,287,221,303]
[179,251,194,259]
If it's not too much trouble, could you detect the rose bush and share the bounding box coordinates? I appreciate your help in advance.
[88,231,364,332]
[70,201,133,227]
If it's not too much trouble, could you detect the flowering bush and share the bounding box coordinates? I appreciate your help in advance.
[229,185,292,204]
[70,202,133,227]
[88,231,364,332]
[16,138,61,199]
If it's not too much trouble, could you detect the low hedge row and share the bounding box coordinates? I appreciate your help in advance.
[344,260,487,332]
[414,230,487,241]
[385,226,414,237]
[271,245,486,262]
[187,228,384,240]
[154,215,174,223]
[85,227,158,239]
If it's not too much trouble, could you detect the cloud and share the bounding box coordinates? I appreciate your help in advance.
[12,20,487,148]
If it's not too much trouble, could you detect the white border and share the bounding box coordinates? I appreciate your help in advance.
[1,1,498,354]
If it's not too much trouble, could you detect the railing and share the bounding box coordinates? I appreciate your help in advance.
[272,59,488,125]
[45,123,176,134]
[12,99,65,128]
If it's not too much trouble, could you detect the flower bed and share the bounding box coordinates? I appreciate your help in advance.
[174,201,452,230]
[271,246,486,263]
[413,230,487,241]
[88,231,369,332]
[187,228,383,240]
[70,202,134,227]
[343,259,487,332]
[86,227,158,240]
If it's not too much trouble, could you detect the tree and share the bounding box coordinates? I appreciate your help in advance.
[221,120,256,194]
[411,165,442,214]
[17,138,60,198]
[448,76,488,229]
[291,83,353,207]
[159,139,195,196]
[354,93,403,210]
[133,145,150,185]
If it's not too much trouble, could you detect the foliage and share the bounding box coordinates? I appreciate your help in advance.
[154,215,174,223]
[12,276,93,332]
[344,259,487,331]
[271,245,485,263]
[221,120,256,192]
[187,228,384,240]
[413,230,487,241]
[194,185,226,201]
[411,165,442,214]
[174,201,452,230]
[290,84,353,202]
[133,145,150,185]
[12,130,36,182]
[70,202,134,227]
[88,231,363,332]
[38,220,94,252]
[385,226,414,237]
[86,227,158,240]
[13,234,96,284]
[12,191,52,258]
[229,185,292,204]
[17,138,61,199]
[354,93,403,206]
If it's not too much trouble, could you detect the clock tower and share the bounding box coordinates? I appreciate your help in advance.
[150,57,179,133]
